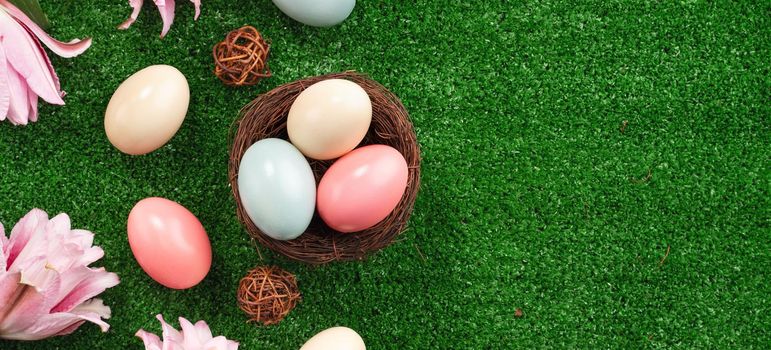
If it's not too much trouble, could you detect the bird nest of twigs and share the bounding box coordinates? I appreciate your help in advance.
[237,266,301,325]
[213,26,271,86]
[228,71,421,264]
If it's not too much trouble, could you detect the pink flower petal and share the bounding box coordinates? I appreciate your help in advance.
[0,210,119,341]
[0,272,21,308]
[16,19,63,125]
[136,314,238,350]
[0,11,63,106]
[31,299,112,338]
[2,318,78,340]
[205,336,240,350]
[7,226,49,274]
[157,314,183,345]
[136,329,163,350]
[24,22,61,92]
[6,11,65,124]
[0,270,60,339]
[0,225,6,272]
[0,222,7,248]
[179,317,212,347]
[194,320,214,342]
[15,309,105,340]
[165,341,186,350]
[77,246,105,267]
[50,267,119,313]
[44,241,82,272]
[70,229,95,248]
[18,256,58,290]
[5,63,30,125]
[118,0,145,30]
[6,209,48,268]
[0,223,10,254]
[119,0,200,38]
[27,86,38,122]
[49,319,85,337]
[0,0,91,58]
[0,47,9,120]
[42,215,83,270]
[44,265,92,312]
[58,229,105,267]
[6,105,25,125]
[154,0,176,38]
[0,274,47,339]
[70,298,111,320]
[67,308,110,332]
[190,0,200,20]
[45,213,72,236]
[11,297,111,339]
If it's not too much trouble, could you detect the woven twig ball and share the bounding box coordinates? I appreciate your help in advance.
[237,266,301,325]
[228,71,421,264]
[213,26,271,86]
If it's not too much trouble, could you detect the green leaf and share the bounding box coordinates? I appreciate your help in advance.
[7,0,50,30]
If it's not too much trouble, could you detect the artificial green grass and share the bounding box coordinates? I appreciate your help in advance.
[1,0,769,348]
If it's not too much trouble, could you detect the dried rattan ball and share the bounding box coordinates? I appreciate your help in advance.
[213,26,271,86]
[237,266,301,325]
[229,71,421,264]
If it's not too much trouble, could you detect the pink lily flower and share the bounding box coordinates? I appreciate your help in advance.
[119,0,202,38]
[136,314,239,350]
[0,0,91,125]
[0,209,120,340]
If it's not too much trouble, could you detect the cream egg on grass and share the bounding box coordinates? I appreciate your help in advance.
[104,65,190,155]
[300,327,366,350]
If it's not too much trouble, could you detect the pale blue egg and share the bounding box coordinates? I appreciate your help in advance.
[272,0,355,27]
[237,138,316,240]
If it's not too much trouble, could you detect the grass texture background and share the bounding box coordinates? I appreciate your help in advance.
[1,0,768,348]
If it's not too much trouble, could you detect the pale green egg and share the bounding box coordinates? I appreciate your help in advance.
[272,0,355,27]
[237,138,316,240]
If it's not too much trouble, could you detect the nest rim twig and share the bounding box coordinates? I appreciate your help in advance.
[228,71,421,264]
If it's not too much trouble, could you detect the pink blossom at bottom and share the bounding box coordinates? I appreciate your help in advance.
[136,314,239,350]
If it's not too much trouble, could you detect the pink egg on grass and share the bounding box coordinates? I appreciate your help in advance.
[317,145,409,233]
[128,197,212,289]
